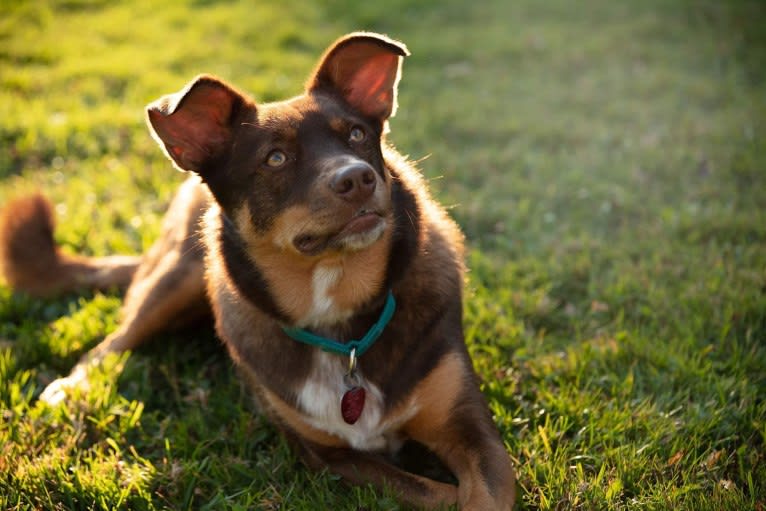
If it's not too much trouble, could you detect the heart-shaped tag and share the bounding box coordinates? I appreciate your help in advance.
[341,386,366,424]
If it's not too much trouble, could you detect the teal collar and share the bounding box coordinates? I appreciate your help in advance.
[281,291,396,357]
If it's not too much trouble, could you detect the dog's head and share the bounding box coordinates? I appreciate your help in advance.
[146,33,409,259]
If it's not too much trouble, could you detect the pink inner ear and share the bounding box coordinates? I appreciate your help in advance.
[187,86,235,126]
[149,83,236,172]
[346,53,398,118]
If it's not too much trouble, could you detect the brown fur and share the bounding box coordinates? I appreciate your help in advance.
[0,32,516,510]
[0,195,139,297]
[233,203,394,324]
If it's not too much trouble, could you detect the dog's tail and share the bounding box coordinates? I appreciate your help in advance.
[0,195,140,297]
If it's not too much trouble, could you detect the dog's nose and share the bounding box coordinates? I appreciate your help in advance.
[330,164,377,203]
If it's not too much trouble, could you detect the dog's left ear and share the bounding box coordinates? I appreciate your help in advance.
[146,75,247,174]
[308,32,409,124]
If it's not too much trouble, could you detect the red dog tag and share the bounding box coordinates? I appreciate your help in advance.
[341,386,366,424]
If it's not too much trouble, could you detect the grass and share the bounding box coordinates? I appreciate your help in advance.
[1,0,765,509]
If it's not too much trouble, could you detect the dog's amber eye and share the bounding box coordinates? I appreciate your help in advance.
[266,150,287,168]
[349,126,366,143]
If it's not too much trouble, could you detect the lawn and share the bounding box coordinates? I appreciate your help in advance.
[1,0,765,509]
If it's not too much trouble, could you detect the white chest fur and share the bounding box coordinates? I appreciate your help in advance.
[297,351,415,451]
[295,264,419,450]
[298,265,353,328]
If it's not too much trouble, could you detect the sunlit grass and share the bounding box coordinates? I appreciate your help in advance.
[1,0,765,509]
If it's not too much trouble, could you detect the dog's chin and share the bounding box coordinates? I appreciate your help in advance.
[332,217,387,252]
[293,213,387,255]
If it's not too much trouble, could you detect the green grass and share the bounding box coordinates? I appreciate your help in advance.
[1,0,765,509]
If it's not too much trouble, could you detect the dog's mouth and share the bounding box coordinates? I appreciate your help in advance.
[293,211,386,255]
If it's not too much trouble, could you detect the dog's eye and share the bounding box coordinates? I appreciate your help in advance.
[266,150,287,168]
[349,126,366,143]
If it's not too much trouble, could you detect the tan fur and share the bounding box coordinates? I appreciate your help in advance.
[253,205,314,252]
[327,227,391,311]
[236,206,317,321]
[402,353,464,438]
[235,204,393,326]
[329,117,346,132]
[401,353,516,509]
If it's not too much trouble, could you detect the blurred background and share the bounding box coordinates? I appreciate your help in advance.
[3,0,763,257]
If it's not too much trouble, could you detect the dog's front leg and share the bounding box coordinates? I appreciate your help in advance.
[403,352,517,510]
[39,178,210,405]
[39,251,208,405]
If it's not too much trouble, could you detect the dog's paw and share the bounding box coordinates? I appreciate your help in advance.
[39,365,90,406]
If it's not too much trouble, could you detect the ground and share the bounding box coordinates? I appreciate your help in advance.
[1,0,764,509]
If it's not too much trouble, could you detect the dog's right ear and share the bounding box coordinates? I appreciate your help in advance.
[308,33,409,125]
[146,75,246,174]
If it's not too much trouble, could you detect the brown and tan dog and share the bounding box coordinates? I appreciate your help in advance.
[0,33,515,510]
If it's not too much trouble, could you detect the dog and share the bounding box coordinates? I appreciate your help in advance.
[0,32,516,510]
